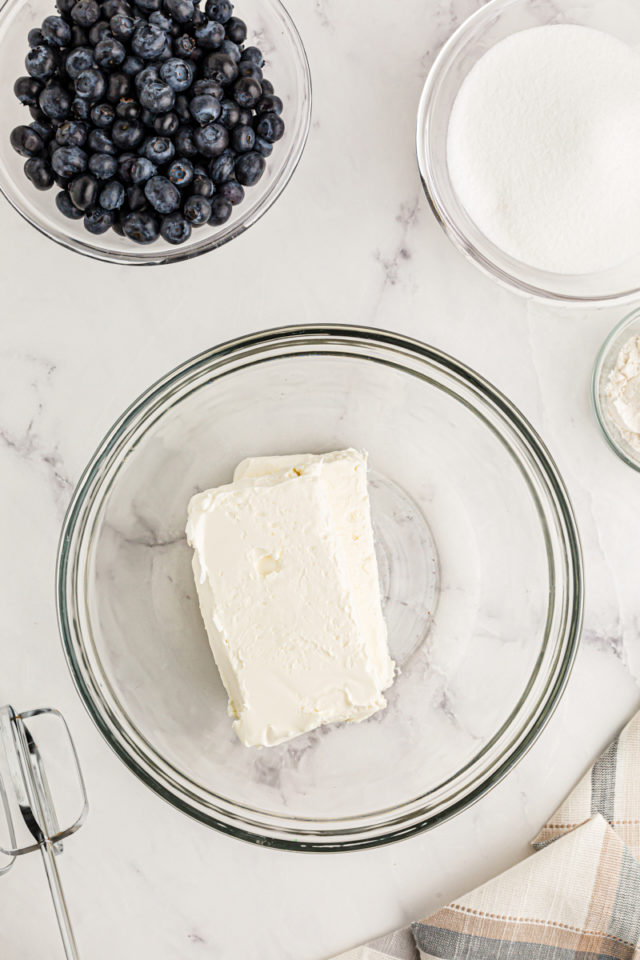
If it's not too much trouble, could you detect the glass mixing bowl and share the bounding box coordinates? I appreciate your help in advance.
[57,326,583,851]
[417,0,640,304]
[593,308,640,472]
[0,0,311,265]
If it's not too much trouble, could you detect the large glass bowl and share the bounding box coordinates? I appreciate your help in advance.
[417,0,640,304]
[0,0,311,265]
[57,326,583,851]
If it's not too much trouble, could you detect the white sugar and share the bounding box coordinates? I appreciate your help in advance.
[447,24,640,275]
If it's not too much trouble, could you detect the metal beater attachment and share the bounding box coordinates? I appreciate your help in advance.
[0,705,88,959]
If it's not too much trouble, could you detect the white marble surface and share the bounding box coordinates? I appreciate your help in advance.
[1,0,640,956]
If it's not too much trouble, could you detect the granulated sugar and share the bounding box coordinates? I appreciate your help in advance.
[447,25,640,275]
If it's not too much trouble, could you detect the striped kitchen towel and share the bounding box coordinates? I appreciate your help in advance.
[330,709,640,960]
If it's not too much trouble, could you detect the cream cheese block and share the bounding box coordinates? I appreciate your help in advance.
[186,449,394,747]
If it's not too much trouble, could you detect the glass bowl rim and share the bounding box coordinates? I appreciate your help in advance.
[415,0,640,306]
[592,307,640,473]
[0,0,312,266]
[56,324,583,851]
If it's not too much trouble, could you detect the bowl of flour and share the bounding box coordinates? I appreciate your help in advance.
[417,0,640,303]
[594,309,640,470]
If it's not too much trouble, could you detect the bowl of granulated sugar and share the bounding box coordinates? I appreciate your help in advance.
[417,0,640,304]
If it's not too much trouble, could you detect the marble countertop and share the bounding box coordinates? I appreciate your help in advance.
[1,0,640,956]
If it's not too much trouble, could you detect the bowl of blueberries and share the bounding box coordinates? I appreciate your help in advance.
[0,0,310,263]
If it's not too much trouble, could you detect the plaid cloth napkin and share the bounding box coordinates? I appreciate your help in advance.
[331,710,640,960]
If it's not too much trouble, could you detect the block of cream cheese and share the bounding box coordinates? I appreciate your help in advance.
[186,449,395,747]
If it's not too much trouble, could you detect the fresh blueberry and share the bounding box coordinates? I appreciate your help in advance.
[55,189,84,218]
[111,118,144,148]
[218,98,240,129]
[71,97,91,120]
[24,157,54,189]
[39,82,71,120]
[126,183,146,209]
[132,22,167,59]
[164,0,194,22]
[174,125,197,156]
[153,111,179,134]
[91,102,115,127]
[14,76,42,106]
[237,61,262,82]
[207,194,231,225]
[204,0,232,22]
[139,78,175,113]
[236,107,251,126]
[102,0,133,16]
[208,147,234,182]
[202,52,237,85]
[220,39,241,62]
[191,171,214,196]
[84,206,114,233]
[142,135,174,163]
[25,46,57,82]
[110,13,134,39]
[172,34,197,59]
[121,54,144,76]
[56,0,77,18]
[159,57,194,91]
[253,134,272,158]
[149,10,172,29]
[174,93,190,120]
[255,93,283,116]
[233,76,261,108]
[134,0,162,11]
[75,68,106,100]
[116,98,140,119]
[95,37,126,69]
[225,16,246,44]
[234,150,264,186]
[217,178,243,205]
[106,72,130,102]
[65,46,95,78]
[183,193,210,225]
[30,119,55,143]
[167,156,193,187]
[51,145,87,176]
[28,27,45,47]
[41,15,72,47]
[255,111,284,143]
[193,121,228,156]
[189,94,220,124]
[99,179,126,209]
[160,212,191,243]
[88,21,111,44]
[71,0,100,26]
[230,123,254,152]
[134,64,159,88]
[71,25,88,46]
[88,151,118,178]
[130,156,156,182]
[122,209,159,242]
[10,125,44,157]
[144,174,179,212]
[191,79,223,99]
[260,78,274,96]
[194,20,224,49]
[241,46,264,67]
[88,128,116,153]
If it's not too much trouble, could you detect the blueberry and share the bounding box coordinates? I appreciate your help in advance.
[28,28,45,46]
[122,209,159,242]
[234,150,264,186]
[159,57,194,91]
[230,123,254,152]
[51,145,87,177]
[130,156,156,182]
[126,183,146,209]
[121,54,144,76]
[10,125,44,157]
[172,34,197,59]
[30,119,55,143]
[99,179,126,209]
[71,97,91,120]
[41,15,72,47]
[88,128,116,153]
[174,125,197,156]
[24,157,54,189]
[26,46,57,82]
[142,135,174,163]
[71,25,88,46]
[110,13,134,39]
[14,76,42,105]
[75,68,106,100]
[191,171,214,197]
[202,52,237,85]
[260,78,274,96]
[174,93,190,120]
[144,174,179,212]
[255,111,284,143]
[167,156,193,187]
[68,172,98,209]
[39,82,71,120]
[88,20,111,44]
[183,193,210,225]
[95,38,126,69]
[218,98,240,129]
[194,20,224,49]
[204,0,232,22]
[56,0,76,18]
[241,46,264,67]
[191,78,223,99]
[135,64,159,88]
[164,0,194,22]
[217,178,243,205]
[253,134,272,158]
[139,78,175,113]
[55,189,84,218]
[84,206,114,233]
[193,121,228,156]
[107,72,131,102]
[89,152,118,178]
[189,94,220,125]
[208,147,234,182]
[256,93,283,116]
[207,194,231,225]
[102,0,133,15]
[149,10,172,29]
[225,16,246,44]
[220,39,241,62]
[116,98,140,120]
[132,22,166,59]
[191,8,205,27]
[236,107,251,126]
[134,0,162,11]
[112,118,144,148]
[65,46,95,78]
[153,111,179,135]
[233,76,261,108]
[91,102,115,127]
[71,0,100,25]
[237,61,262,82]
[160,212,191,243]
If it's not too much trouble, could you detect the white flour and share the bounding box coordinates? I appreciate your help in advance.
[447,25,640,275]
[606,335,640,454]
